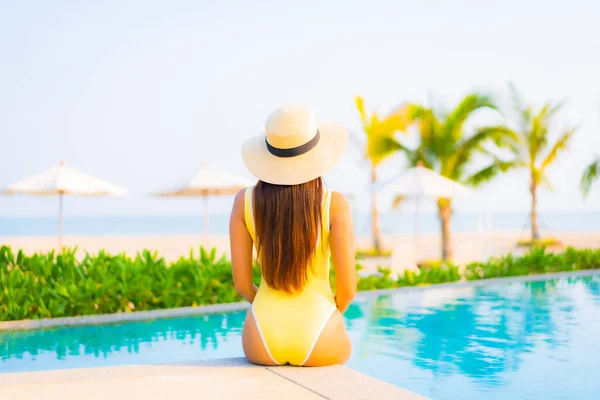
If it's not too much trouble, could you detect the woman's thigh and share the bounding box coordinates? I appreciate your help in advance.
[303,310,351,367]
[242,309,277,366]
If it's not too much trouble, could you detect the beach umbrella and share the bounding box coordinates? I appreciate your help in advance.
[153,165,254,235]
[4,161,127,250]
[380,164,471,261]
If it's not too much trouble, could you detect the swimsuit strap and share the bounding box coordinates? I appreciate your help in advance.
[244,187,256,242]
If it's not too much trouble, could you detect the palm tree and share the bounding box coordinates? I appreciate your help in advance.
[581,156,600,198]
[496,87,577,241]
[394,93,514,261]
[354,96,407,252]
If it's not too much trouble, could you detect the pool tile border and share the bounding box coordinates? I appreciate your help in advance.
[1,269,598,332]
[0,301,249,331]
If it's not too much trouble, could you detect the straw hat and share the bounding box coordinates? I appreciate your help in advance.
[242,105,348,185]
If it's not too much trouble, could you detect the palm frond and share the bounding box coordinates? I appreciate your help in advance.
[464,159,517,187]
[581,156,600,197]
[548,100,566,116]
[394,103,428,121]
[392,195,407,210]
[404,145,434,169]
[478,125,521,150]
[366,111,411,165]
[531,167,543,186]
[443,93,497,143]
[389,103,419,133]
[448,125,519,178]
[540,128,576,171]
[508,82,526,120]
[540,174,555,191]
[355,96,407,165]
[418,108,442,157]
[379,112,410,137]
[355,96,368,127]
[394,103,442,165]
[369,113,380,137]
[528,106,549,161]
[368,136,405,165]
[528,101,567,163]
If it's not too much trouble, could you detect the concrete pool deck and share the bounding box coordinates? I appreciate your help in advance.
[0,357,426,399]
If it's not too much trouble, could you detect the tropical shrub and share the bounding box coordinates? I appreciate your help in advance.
[462,246,600,280]
[1,245,599,322]
[0,246,258,321]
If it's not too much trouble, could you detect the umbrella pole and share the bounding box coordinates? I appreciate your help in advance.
[58,193,63,254]
[414,196,420,264]
[203,197,209,238]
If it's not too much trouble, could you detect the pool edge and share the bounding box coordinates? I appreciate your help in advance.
[0,301,250,332]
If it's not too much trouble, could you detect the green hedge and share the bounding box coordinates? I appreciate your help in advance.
[0,246,259,321]
[1,245,599,322]
[462,246,600,279]
[355,246,600,291]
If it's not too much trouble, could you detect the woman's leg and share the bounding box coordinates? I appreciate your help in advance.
[242,309,278,366]
[303,310,351,367]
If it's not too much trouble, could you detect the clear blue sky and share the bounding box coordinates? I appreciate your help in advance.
[1,0,599,217]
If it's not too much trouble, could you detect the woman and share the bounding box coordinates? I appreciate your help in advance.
[229,105,356,367]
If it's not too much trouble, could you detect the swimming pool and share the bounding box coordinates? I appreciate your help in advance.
[2,274,599,399]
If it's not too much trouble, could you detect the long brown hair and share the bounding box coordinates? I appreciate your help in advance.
[253,177,323,293]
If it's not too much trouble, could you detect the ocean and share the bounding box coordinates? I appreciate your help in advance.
[0,211,599,236]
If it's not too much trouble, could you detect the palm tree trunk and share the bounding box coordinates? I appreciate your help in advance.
[370,166,382,252]
[437,198,453,261]
[530,180,540,241]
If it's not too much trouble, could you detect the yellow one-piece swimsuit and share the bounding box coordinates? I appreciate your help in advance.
[244,187,337,366]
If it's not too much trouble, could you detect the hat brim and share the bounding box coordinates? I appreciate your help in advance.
[241,122,349,185]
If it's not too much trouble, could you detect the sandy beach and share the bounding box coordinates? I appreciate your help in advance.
[2,232,599,272]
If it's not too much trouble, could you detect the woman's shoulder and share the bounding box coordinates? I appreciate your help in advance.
[232,186,255,212]
[328,190,351,221]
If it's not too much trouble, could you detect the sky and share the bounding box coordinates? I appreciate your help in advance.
[1,0,599,217]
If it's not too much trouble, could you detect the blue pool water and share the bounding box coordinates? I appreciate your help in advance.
[1,275,599,399]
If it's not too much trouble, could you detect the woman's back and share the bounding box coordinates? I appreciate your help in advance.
[244,186,333,293]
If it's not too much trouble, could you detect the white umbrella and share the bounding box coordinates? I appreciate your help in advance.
[154,165,254,235]
[381,165,471,262]
[384,165,472,199]
[4,162,127,249]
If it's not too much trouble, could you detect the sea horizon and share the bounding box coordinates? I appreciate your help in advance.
[1,210,599,237]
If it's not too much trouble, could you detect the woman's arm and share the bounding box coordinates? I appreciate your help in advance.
[230,189,258,303]
[329,191,357,313]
